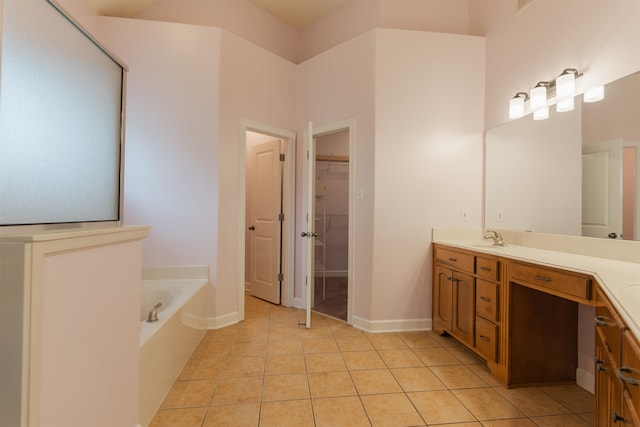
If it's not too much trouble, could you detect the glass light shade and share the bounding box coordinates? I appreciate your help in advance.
[556,97,574,112]
[556,72,576,100]
[584,85,605,102]
[509,96,525,119]
[533,106,549,120]
[530,85,547,111]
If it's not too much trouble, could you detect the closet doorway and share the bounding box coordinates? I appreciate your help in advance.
[313,130,350,321]
[242,121,296,313]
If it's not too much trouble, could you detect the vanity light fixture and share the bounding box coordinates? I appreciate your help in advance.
[530,81,550,112]
[584,85,605,102]
[508,68,592,120]
[509,92,529,119]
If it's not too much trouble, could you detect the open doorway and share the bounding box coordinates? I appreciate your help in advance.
[312,129,350,321]
[240,121,295,316]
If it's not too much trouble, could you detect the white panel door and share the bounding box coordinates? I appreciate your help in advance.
[249,139,281,304]
[302,122,315,328]
[582,139,623,239]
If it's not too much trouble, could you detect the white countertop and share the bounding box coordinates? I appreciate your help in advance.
[432,238,640,339]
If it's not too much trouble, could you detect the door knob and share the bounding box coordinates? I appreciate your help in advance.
[608,232,618,239]
[248,226,255,231]
[301,232,318,237]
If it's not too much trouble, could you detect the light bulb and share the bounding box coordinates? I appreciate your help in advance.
[533,106,549,120]
[509,96,525,119]
[556,72,576,100]
[584,86,605,102]
[530,85,547,111]
[556,97,574,112]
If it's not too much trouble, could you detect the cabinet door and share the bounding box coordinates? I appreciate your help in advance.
[596,331,616,427]
[452,271,475,348]
[620,330,640,424]
[433,266,454,332]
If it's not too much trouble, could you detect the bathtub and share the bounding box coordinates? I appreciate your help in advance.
[138,278,208,427]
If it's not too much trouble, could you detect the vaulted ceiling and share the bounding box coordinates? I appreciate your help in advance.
[84,0,351,29]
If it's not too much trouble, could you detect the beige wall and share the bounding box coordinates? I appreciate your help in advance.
[372,29,485,325]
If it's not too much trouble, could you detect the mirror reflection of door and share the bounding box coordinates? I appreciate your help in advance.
[582,139,639,240]
[246,132,283,304]
[582,139,623,239]
[313,130,349,321]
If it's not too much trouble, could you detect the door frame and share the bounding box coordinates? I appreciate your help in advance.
[239,119,296,319]
[304,119,356,325]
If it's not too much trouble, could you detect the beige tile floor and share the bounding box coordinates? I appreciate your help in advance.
[149,294,595,427]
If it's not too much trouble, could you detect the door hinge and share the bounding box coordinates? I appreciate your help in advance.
[279,153,285,161]
[278,273,284,282]
[278,212,284,222]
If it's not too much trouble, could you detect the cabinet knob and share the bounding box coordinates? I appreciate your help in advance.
[480,296,491,302]
[248,225,255,231]
[617,367,639,386]
[595,316,611,327]
[611,411,625,423]
[595,359,607,372]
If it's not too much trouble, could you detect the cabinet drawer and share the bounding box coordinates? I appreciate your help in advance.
[475,316,498,363]
[476,257,500,281]
[435,247,474,274]
[476,279,499,322]
[621,330,640,412]
[510,262,592,301]
[596,287,624,360]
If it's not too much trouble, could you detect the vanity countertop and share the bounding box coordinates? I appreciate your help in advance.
[433,238,640,338]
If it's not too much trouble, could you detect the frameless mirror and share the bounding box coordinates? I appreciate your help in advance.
[485,71,640,240]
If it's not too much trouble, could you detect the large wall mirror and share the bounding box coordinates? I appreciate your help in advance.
[485,71,640,240]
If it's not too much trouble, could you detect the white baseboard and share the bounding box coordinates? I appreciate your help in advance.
[293,297,304,310]
[205,311,241,330]
[576,368,595,394]
[351,316,432,333]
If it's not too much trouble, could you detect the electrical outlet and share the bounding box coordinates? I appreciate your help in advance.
[461,209,470,222]
[496,209,504,222]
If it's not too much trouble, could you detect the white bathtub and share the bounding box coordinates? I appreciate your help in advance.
[138,278,208,427]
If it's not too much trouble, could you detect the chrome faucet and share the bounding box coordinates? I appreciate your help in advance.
[146,302,162,323]
[483,230,507,247]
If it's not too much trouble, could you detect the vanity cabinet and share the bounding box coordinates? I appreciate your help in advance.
[596,286,640,425]
[433,242,640,425]
[433,246,502,363]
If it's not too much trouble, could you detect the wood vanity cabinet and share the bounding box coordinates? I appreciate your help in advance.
[433,246,502,362]
[433,242,640,424]
[596,286,640,425]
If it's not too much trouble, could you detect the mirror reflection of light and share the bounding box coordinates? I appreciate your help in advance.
[556,97,575,112]
[584,85,605,103]
[533,106,549,120]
